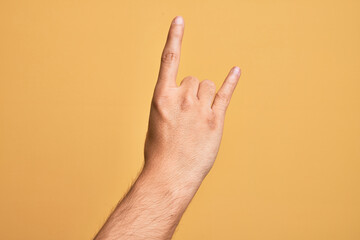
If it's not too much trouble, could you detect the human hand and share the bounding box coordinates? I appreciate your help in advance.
[143,16,241,185]
[94,16,241,240]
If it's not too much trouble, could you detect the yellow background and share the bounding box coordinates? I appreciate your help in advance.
[1,0,360,239]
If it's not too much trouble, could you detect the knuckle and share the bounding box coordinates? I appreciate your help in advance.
[215,92,230,111]
[152,95,169,110]
[184,75,194,79]
[205,111,217,130]
[202,79,216,90]
[215,91,229,104]
[161,51,178,64]
[180,95,194,111]
[170,27,183,38]
[181,76,199,86]
[227,79,237,89]
[183,75,197,81]
[202,79,215,86]
[192,76,200,84]
[151,95,173,122]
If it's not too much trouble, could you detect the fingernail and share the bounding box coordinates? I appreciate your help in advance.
[173,16,184,25]
[233,66,241,75]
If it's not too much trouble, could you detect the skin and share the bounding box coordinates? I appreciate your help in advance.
[94,16,241,240]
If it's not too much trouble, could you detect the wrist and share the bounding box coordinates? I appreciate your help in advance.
[138,162,204,204]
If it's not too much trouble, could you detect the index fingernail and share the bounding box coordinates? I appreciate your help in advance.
[173,16,184,25]
[233,66,241,75]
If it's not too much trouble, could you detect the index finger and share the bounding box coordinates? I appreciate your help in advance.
[156,16,185,89]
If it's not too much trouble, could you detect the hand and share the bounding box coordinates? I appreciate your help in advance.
[94,16,241,240]
[143,16,241,184]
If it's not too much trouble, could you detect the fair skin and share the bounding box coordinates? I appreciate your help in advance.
[94,16,241,240]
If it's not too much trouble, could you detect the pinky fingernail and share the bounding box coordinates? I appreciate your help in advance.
[233,66,240,75]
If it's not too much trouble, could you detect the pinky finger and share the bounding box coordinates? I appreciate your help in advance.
[212,66,241,114]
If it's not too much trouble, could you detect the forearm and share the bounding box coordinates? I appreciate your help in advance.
[94,164,203,240]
